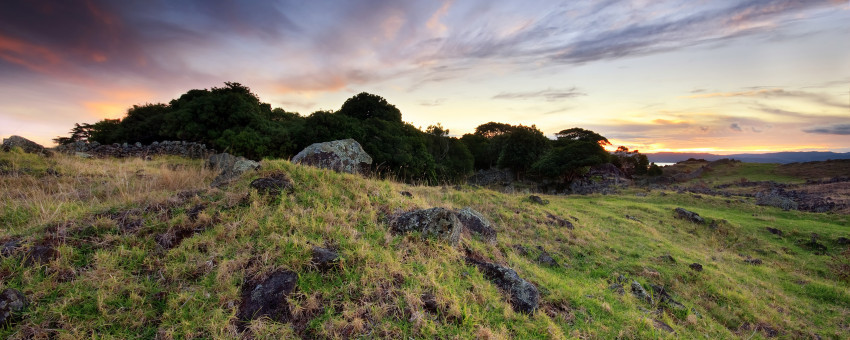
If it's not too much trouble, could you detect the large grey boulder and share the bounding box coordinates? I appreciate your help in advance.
[206,153,260,186]
[455,207,497,243]
[465,257,539,314]
[2,135,45,154]
[0,288,28,325]
[291,139,372,174]
[389,208,462,245]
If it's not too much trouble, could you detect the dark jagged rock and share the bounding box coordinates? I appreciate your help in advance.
[291,139,372,174]
[674,208,704,224]
[465,257,539,314]
[630,281,653,304]
[389,208,462,245]
[608,283,625,295]
[649,284,687,311]
[208,153,260,186]
[536,246,558,267]
[400,191,413,198]
[24,245,58,265]
[546,213,574,230]
[236,270,298,330]
[249,173,294,196]
[513,244,529,256]
[0,288,28,326]
[311,246,339,271]
[837,237,850,245]
[528,195,549,205]
[455,207,497,243]
[765,227,784,236]
[689,263,703,272]
[2,135,44,154]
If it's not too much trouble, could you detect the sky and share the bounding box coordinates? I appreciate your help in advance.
[1,0,848,154]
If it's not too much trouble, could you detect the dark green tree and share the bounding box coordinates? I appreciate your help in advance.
[647,163,663,176]
[337,92,402,122]
[496,124,549,175]
[532,140,609,182]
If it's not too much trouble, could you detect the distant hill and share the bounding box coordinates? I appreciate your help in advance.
[647,151,850,164]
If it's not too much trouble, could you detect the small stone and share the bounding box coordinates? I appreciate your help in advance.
[536,247,558,267]
[0,288,28,325]
[630,280,653,304]
[400,191,413,198]
[744,258,762,265]
[674,208,704,224]
[528,195,549,205]
[765,227,783,236]
[657,254,676,263]
[249,173,294,196]
[455,207,497,243]
[689,263,703,272]
[311,246,339,271]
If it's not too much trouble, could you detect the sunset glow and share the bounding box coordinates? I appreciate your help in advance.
[0,0,847,153]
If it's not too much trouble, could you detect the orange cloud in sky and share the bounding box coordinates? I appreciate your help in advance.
[0,34,61,73]
[82,88,157,119]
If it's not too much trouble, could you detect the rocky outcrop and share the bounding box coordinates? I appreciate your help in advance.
[57,140,212,159]
[674,208,705,224]
[237,270,298,330]
[389,208,462,245]
[465,257,539,314]
[207,153,260,186]
[455,207,497,243]
[0,288,27,325]
[291,139,372,174]
[2,135,46,154]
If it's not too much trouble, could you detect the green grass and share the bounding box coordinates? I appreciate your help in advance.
[1,151,849,339]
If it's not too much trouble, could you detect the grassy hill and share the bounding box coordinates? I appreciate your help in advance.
[1,150,849,339]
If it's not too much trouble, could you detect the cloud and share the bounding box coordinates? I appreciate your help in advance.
[419,98,446,107]
[689,88,847,108]
[751,126,763,133]
[493,87,586,101]
[803,123,850,135]
[730,123,742,131]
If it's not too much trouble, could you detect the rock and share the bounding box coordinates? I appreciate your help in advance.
[608,283,625,295]
[2,135,44,154]
[465,257,539,314]
[765,227,784,236]
[513,244,529,256]
[1,239,20,257]
[546,213,574,230]
[649,284,687,311]
[630,281,653,304]
[536,246,558,267]
[249,173,294,196]
[0,288,28,325]
[24,245,58,265]
[421,292,442,315]
[75,152,93,159]
[653,319,675,333]
[689,263,703,272]
[311,246,339,271]
[207,153,260,186]
[467,168,514,187]
[291,139,372,174]
[674,208,704,224]
[455,207,497,243]
[236,270,298,329]
[389,208,462,245]
[657,254,676,264]
[837,237,850,245]
[400,191,413,198]
[528,195,549,205]
[744,257,762,265]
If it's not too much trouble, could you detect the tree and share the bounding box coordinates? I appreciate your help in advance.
[337,92,402,122]
[496,124,549,175]
[555,127,611,146]
[648,163,663,176]
[610,146,650,177]
[53,123,96,145]
[532,140,609,182]
[425,123,473,183]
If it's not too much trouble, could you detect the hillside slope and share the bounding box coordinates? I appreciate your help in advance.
[1,151,849,339]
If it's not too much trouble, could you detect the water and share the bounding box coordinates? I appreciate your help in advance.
[654,162,676,167]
